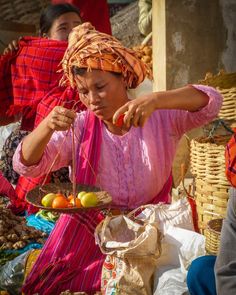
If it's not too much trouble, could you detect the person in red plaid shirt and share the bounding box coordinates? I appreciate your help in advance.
[0,3,85,213]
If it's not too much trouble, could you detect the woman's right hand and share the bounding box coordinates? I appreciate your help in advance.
[46,106,76,131]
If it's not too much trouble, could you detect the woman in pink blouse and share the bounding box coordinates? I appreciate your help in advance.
[13,23,222,295]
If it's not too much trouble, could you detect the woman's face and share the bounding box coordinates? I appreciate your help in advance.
[76,70,129,122]
[48,12,82,41]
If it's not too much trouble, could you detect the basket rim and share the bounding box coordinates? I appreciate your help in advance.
[206,218,223,234]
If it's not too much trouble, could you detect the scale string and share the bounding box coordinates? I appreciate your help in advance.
[39,100,100,195]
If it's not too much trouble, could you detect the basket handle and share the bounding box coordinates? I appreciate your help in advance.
[207,119,234,139]
[180,163,194,199]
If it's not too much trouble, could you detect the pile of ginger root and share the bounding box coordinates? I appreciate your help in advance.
[0,208,47,251]
[132,44,152,71]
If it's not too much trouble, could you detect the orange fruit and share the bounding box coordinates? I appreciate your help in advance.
[69,198,82,208]
[52,196,69,208]
[67,194,75,201]
[56,193,66,198]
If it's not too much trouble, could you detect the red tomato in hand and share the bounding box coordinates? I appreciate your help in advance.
[115,114,125,127]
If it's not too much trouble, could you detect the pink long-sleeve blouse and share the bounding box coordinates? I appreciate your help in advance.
[13,85,222,208]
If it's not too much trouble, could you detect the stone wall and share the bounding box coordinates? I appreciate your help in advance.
[164,0,236,89]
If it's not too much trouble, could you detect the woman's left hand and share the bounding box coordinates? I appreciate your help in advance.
[113,93,157,128]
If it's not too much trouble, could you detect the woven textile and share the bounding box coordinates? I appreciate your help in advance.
[0,37,67,119]
[61,22,151,89]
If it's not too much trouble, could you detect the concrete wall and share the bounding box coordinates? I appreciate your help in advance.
[153,0,236,90]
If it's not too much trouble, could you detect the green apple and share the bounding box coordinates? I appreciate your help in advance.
[81,192,98,207]
[77,191,87,200]
[41,193,57,207]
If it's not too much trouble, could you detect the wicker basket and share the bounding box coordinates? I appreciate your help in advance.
[195,179,228,233]
[190,135,230,233]
[198,71,236,121]
[190,135,231,181]
[205,218,223,255]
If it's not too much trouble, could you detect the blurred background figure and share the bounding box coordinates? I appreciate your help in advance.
[51,0,112,34]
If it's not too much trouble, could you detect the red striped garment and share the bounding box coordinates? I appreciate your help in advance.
[225,132,236,187]
[22,111,104,294]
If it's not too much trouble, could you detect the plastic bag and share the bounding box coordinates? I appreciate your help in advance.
[0,250,31,295]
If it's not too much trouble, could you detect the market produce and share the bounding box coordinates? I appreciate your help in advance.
[80,192,98,208]
[51,195,69,208]
[39,189,112,209]
[0,208,47,251]
[41,193,57,207]
[77,191,86,199]
[132,44,152,70]
[69,198,82,208]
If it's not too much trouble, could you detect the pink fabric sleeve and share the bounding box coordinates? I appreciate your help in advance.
[12,130,73,178]
[165,84,223,137]
[12,112,87,178]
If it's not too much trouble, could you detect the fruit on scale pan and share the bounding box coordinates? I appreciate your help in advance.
[41,191,99,208]
[80,192,98,207]
[41,193,57,207]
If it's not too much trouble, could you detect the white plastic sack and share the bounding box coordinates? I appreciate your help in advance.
[136,198,194,234]
[153,226,206,295]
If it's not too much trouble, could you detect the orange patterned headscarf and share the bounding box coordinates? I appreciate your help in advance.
[61,22,152,89]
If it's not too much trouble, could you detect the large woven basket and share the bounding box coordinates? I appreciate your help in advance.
[199,71,236,121]
[194,179,228,233]
[190,135,231,181]
[205,218,223,255]
[190,135,230,233]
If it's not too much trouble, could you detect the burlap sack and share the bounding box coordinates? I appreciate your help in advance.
[95,207,163,295]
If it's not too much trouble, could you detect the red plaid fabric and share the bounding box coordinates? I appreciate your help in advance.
[0,37,68,120]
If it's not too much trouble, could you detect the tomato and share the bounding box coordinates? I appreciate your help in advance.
[115,114,125,127]
[52,196,69,208]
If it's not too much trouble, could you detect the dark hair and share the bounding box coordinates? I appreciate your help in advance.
[39,3,81,36]
[72,66,87,76]
[72,66,122,78]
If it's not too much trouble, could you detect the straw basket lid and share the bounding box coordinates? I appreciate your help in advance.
[26,182,112,213]
[198,70,236,89]
[198,71,236,121]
